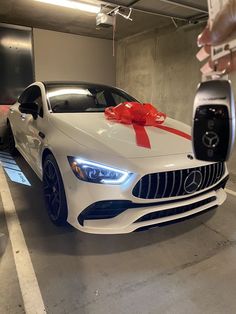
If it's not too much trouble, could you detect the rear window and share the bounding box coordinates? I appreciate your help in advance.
[46,84,137,113]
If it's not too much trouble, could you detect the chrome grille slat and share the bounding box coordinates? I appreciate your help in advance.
[161,173,168,198]
[146,174,152,199]
[201,166,207,190]
[220,162,224,179]
[218,163,222,181]
[213,163,219,185]
[198,167,204,190]
[205,165,211,188]
[132,162,225,199]
[217,163,222,183]
[138,178,143,198]
[221,163,224,178]
[176,170,183,196]
[169,171,175,198]
[153,173,160,199]
[209,163,215,187]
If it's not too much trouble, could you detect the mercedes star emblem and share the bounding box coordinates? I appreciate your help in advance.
[184,171,202,194]
[202,131,220,148]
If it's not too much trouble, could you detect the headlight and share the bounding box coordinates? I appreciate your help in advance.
[68,157,132,184]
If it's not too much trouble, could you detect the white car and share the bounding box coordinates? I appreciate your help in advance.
[7,82,228,234]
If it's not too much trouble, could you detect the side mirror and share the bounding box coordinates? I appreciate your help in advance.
[19,103,38,119]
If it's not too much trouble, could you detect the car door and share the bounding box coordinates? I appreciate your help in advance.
[26,93,46,172]
[10,86,37,155]
[13,85,44,168]
[17,85,47,173]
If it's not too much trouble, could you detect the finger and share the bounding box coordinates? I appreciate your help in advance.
[198,26,211,46]
[211,0,236,45]
[196,45,211,61]
[211,51,236,74]
[210,56,230,72]
[200,61,213,75]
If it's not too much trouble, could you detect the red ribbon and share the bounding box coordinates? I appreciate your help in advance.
[105,102,191,149]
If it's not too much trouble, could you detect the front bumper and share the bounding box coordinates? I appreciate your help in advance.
[65,173,228,234]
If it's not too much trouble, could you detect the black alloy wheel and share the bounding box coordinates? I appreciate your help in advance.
[43,154,68,226]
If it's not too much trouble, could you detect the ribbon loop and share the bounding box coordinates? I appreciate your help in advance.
[105,102,191,148]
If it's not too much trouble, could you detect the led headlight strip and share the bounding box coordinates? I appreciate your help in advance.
[68,157,131,185]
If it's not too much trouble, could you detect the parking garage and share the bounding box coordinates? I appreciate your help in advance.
[1,1,236,314]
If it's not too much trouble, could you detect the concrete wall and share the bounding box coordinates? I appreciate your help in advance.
[33,28,115,85]
[116,25,236,180]
[116,25,203,124]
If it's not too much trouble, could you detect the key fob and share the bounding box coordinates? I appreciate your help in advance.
[192,80,235,162]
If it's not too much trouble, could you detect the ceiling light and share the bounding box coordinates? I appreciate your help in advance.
[0,37,32,50]
[35,0,101,14]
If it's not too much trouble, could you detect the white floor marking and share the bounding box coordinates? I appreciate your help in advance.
[225,188,236,197]
[0,166,46,314]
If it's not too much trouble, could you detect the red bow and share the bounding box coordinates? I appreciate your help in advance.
[105,102,191,148]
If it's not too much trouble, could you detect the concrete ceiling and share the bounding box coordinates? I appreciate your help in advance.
[0,0,208,40]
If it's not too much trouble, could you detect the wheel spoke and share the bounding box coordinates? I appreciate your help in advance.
[43,186,52,196]
[52,193,59,205]
[43,159,65,222]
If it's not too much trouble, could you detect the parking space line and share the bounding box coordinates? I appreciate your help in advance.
[0,166,46,314]
[0,151,12,157]
[225,188,236,197]
[0,151,13,159]
[0,156,16,164]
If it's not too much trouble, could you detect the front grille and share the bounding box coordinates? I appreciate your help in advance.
[135,196,216,223]
[133,162,225,199]
[78,176,228,226]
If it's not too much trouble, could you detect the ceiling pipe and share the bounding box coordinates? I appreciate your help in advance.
[128,0,140,6]
[158,0,208,14]
[187,12,209,23]
[102,1,189,21]
[171,17,178,28]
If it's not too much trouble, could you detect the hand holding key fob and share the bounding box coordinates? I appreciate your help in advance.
[192,80,235,162]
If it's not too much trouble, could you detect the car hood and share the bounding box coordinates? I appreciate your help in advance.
[50,113,192,158]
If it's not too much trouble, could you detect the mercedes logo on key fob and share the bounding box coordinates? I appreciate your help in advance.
[192,80,235,162]
[202,131,220,148]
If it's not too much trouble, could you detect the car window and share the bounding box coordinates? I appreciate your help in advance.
[46,84,137,113]
[111,92,129,105]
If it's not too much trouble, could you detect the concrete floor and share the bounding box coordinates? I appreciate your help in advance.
[1,154,236,314]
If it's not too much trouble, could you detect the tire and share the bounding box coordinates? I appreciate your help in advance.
[43,154,68,226]
[6,124,18,156]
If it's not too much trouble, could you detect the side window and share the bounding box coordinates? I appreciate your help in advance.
[95,91,107,106]
[19,85,43,118]
[111,92,128,105]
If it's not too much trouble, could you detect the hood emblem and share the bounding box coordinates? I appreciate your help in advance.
[184,171,202,194]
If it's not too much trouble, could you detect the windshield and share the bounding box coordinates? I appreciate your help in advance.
[46,84,137,113]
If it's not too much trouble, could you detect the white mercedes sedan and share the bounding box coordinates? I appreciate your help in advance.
[7,82,228,234]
